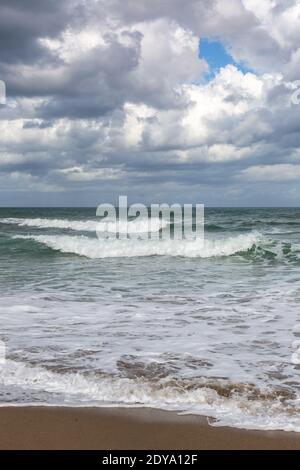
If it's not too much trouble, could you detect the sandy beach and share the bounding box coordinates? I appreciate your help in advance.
[0,407,298,450]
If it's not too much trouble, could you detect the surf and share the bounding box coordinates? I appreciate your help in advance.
[13,232,262,259]
[0,217,168,234]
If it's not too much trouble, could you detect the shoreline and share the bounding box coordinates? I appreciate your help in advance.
[0,406,299,450]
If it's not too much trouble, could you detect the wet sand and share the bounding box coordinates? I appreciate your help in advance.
[0,406,299,450]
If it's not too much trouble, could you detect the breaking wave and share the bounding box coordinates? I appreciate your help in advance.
[1,359,299,432]
[13,232,262,259]
[0,217,168,234]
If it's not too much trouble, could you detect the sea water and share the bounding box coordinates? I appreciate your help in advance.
[0,207,300,432]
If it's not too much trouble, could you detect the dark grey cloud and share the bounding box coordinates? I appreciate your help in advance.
[1,0,300,206]
[23,120,54,129]
[0,0,74,64]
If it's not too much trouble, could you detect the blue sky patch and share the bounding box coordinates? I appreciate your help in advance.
[199,38,252,80]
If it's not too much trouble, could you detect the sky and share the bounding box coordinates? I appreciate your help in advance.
[0,0,300,207]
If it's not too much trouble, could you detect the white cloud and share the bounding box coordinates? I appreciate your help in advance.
[57,166,125,181]
[1,0,300,204]
[117,64,284,161]
[240,164,300,181]
[40,27,107,63]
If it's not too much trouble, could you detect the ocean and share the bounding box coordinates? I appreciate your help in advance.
[0,207,300,432]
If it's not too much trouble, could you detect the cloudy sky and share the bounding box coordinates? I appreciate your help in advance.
[0,0,300,206]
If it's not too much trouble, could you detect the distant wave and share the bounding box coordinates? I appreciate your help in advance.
[0,217,168,234]
[13,232,262,259]
[204,223,225,232]
[252,220,300,227]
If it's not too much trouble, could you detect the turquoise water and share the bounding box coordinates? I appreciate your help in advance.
[0,207,300,431]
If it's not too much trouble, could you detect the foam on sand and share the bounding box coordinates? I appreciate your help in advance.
[1,359,300,432]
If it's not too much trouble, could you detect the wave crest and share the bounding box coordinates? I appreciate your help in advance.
[13,232,261,259]
[0,217,168,234]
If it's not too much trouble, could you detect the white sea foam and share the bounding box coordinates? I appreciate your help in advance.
[96,218,168,234]
[0,217,168,233]
[13,232,261,259]
[0,359,299,432]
